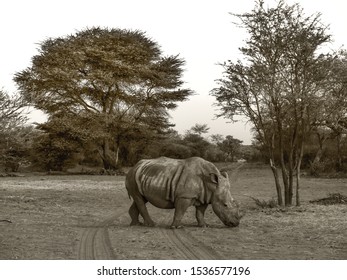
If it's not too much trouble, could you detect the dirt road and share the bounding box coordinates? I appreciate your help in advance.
[78,210,223,260]
[1,164,346,259]
[78,214,118,259]
[77,177,224,260]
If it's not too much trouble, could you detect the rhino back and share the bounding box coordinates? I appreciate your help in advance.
[132,157,219,205]
[135,157,184,202]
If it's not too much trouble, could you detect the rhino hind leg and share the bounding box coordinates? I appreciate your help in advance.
[170,198,193,229]
[132,196,156,227]
[195,204,209,227]
[129,201,142,226]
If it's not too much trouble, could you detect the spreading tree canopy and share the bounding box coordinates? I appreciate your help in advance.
[0,90,26,134]
[15,27,192,169]
[212,0,336,206]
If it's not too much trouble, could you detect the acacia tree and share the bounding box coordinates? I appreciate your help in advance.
[0,90,26,134]
[15,27,192,169]
[180,124,210,157]
[0,90,27,170]
[212,0,333,206]
[218,135,242,162]
[189,123,210,135]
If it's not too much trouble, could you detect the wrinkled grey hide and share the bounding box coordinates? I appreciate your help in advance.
[125,157,242,228]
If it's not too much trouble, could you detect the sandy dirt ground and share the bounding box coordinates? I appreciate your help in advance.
[1,164,346,260]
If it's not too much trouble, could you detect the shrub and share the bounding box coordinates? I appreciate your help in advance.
[250,197,278,208]
[310,193,347,205]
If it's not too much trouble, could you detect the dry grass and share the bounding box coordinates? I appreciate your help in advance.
[1,164,347,259]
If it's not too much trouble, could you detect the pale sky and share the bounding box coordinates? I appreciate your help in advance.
[1,0,346,144]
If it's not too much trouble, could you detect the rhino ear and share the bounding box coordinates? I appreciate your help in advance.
[207,173,219,192]
[210,173,219,184]
[221,171,229,179]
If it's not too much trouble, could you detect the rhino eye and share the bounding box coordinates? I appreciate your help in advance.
[224,203,229,207]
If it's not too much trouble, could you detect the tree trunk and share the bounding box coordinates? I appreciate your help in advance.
[99,138,117,170]
[115,145,120,167]
[277,122,291,206]
[288,144,295,207]
[269,158,283,206]
[296,147,304,206]
[280,149,291,206]
[311,147,323,169]
[288,167,294,206]
[268,134,283,206]
[295,167,301,206]
[310,132,327,175]
[295,142,304,206]
[336,133,343,171]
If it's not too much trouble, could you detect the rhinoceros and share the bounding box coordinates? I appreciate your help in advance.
[125,156,242,228]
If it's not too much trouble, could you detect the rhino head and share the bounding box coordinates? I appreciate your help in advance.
[209,172,242,227]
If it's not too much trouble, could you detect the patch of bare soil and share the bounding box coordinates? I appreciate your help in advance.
[0,176,124,259]
[191,205,347,259]
[109,202,347,260]
[1,165,346,260]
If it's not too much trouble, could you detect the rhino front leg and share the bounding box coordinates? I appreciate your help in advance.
[195,204,208,227]
[171,198,192,229]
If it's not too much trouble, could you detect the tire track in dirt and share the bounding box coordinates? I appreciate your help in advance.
[78,214,119,259]
[154,208,222,259]
[159,226,222,259]
[78,184,129,260]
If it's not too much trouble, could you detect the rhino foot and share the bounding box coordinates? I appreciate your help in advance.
[170,225,184,229]
[130,221,143,226]
[198,223,209,228]
[144,221,156,227]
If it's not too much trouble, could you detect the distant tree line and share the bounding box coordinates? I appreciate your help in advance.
[1,92,345,176]
[0,108,256,172]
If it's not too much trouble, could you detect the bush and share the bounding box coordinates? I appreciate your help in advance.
[204,145,225,162]
[4,158,20,172]
[159,143,193,159]
[310,193,347,205]
[250,197,278,208]
[309,159,336,176]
